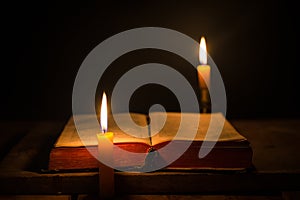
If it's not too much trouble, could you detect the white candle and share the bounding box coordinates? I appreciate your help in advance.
[197,36,210,90]
[97,132,114,199]
[97,92,114,199]
[197,37,211,113]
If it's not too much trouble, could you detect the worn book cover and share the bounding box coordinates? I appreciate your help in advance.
[48,112,253,171]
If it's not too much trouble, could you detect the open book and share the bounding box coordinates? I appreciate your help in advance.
[49,112,253,171]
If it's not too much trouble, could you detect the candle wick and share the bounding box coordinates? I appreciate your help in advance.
[101,127,107,133]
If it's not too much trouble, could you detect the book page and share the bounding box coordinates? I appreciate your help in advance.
[150,112,246,146]
[55,112,245,148]
[111,113,150,144]
[54,116,85,147]
[55,113,150,147]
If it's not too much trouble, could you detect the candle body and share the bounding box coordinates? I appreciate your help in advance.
[97,132,114,161]
[197,65,210,89]
[197,65,211,113]
[97,132,114,199]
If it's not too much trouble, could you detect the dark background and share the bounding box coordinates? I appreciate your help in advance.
[1,0,299,121]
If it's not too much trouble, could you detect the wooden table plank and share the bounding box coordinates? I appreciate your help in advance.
[0,121,66,172]
[0,171,98,194]
[0,121,35,161]
[231,118,300,172]
[1,170,300,194]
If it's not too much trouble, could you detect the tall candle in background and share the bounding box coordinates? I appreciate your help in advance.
[197,37,211,113]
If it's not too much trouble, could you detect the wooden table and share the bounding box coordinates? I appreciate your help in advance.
[0,118,300,199]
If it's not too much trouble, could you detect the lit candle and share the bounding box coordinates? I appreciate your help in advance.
[197,36,211,113]
[97,92,114,199]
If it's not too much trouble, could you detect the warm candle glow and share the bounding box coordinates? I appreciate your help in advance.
[199,37,207,65]
[100,92,108,133]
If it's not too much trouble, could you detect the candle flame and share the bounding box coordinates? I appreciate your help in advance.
[100,92,108,133]
[199,36,207,65]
